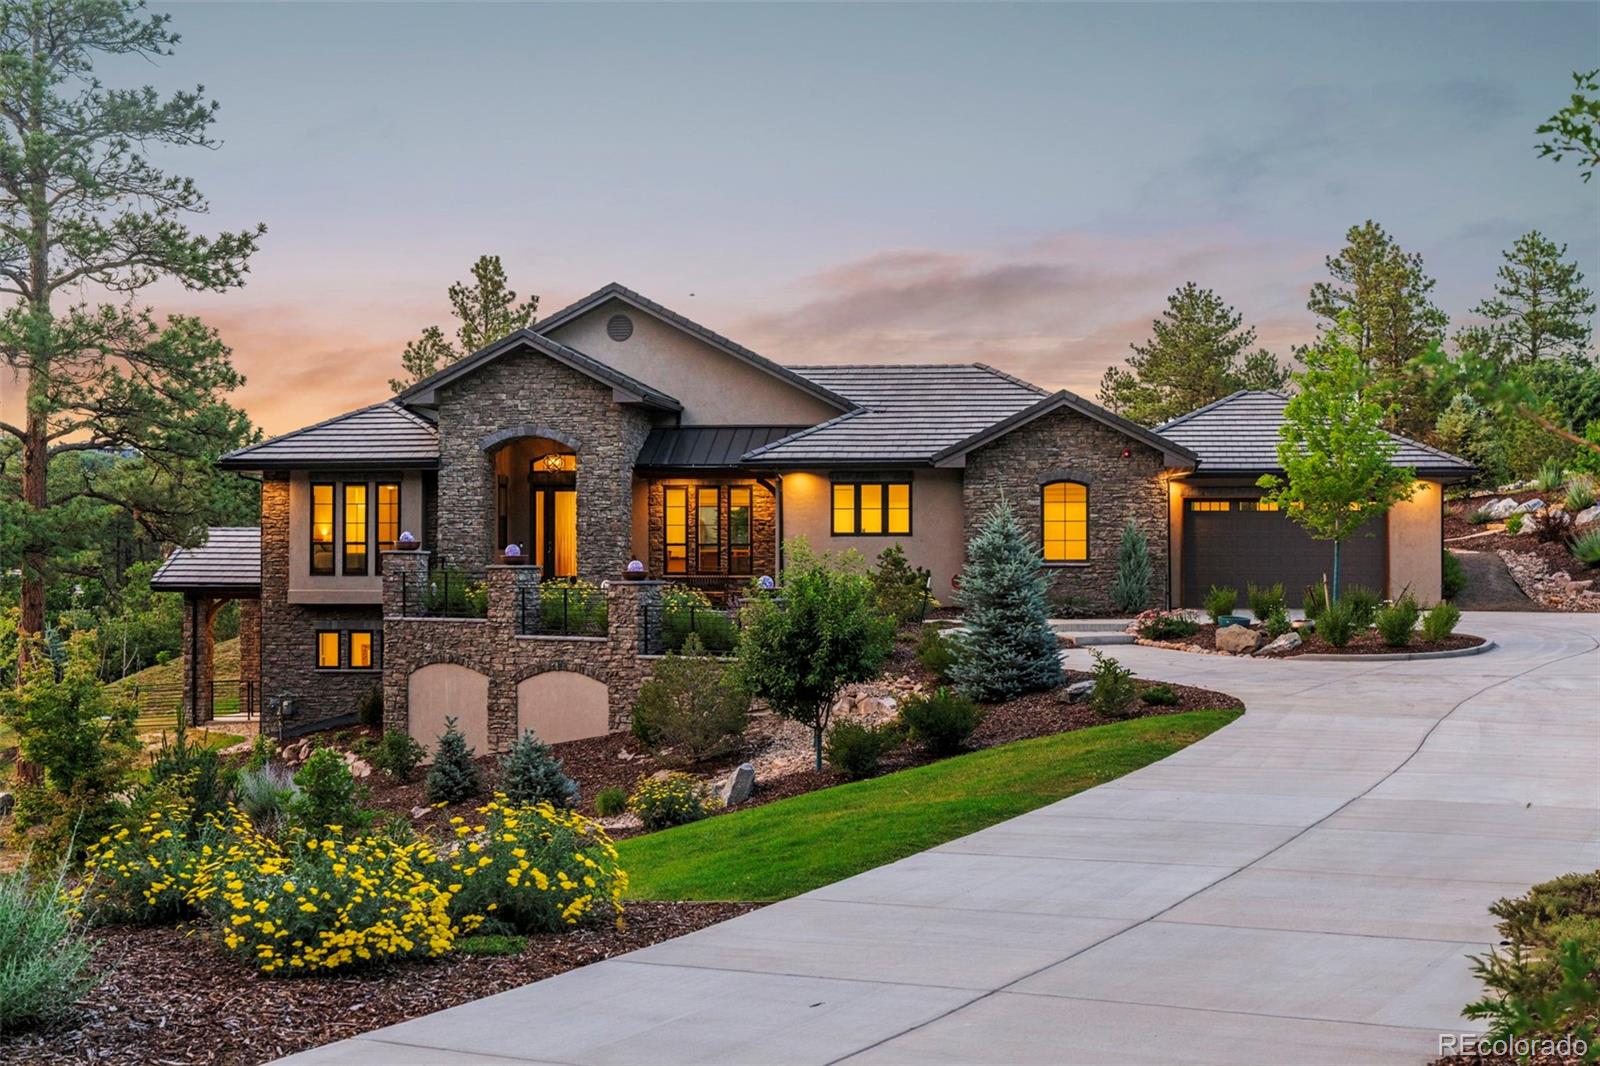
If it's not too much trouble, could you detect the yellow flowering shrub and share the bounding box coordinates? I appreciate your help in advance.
[446,796,627,935]
[71,796,221,925]
[627,772,715,830]
[189,808,458,975]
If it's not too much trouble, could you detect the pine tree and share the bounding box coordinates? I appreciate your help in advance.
[950,499,1062,701]
[1111,521,1152,615]
[390,255,539,392]
[499,730,578,808]
[425,717,484,805]
[1457,231,1594,365]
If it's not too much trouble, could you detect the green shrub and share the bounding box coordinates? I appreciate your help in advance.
[1247,582,1286,622]
[244,733,276,773]
[949,500,1062,701]
[499,731,578,808]
[1374,596,1420,647]
[1533,507,1577,543]
[1565,475,1597,514]
[73,796,217,924]
[425,717,484,806]
[1088,650,1138,720]
[1203,585,1238,624]
[1262,606,1293,639]
[1421,601,1462,642]
[1533,456,1566,492]
[871,543,933,624]
[540,579,608,636]
[1342,584,1381,628]
[1317,600,1358,647]
[824,720,901,780]
[1137,612,1200,641]
[660,585,737,653]
[899,688,983,756]
[1140,684,1179,707]
[0,869,95,1032]
[1302,583,1329,621]
[445,797,625,934]
[1110,520,1152,614]
[628,772,713,830]
[370,729,427,782]
[1506,512,1525,535]
[631,635,750,764]
[456,934,527,957]
[1442,551,1469,598]
[146,729,233,829]
[425,567,487,617]
[593,787,628,817]
[357,685,384,728]
[1573,529,1600,568]
[234,763,299,835]
[290,747,373,834]
[1464,870,1600,1056]
[915,626,959,682]
[1465,509,1495,525]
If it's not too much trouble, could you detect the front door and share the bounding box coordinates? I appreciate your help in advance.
[528,453,578,578]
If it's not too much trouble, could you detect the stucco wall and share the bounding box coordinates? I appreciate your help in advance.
[1388,480,1444,604]
[781,469,966,603]
[545,300,841,427]
[287,470,425,605]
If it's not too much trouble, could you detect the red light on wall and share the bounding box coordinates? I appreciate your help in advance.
[1121,447,1131,458]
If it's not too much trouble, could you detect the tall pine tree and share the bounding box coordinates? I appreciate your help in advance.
[950,498,1062,701]
[389,255,539,392]
[1455,231,1594,365]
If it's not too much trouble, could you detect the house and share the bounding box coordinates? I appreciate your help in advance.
[151,282,1472,747]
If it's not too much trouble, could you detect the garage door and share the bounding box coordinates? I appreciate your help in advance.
[1182,498,1386,608]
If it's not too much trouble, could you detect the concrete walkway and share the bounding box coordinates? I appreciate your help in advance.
[282,613,1600,1066]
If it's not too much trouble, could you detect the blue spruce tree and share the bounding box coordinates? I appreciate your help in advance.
[950,498,1063,701]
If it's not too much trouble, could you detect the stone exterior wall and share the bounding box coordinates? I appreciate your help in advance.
[380,552,662,751]
[962,408,1172,613]
[643,477,777,594]
[432,347,656,581]
[259,474,384,734]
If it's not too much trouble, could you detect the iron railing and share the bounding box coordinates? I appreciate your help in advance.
[639,601,742,655]
[125,677,258,725]
[518,582,608,637]
[399,563,488,618]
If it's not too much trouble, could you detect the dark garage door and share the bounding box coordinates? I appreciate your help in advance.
[1181,499,1387,608]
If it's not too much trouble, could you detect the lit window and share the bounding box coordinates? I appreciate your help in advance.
[343,483,368,575]
[831,481,912,535]
[887,483,911,534]
[1190,500,1231,512]
[729,487,752,575]
[349,631,376,670]
[311,484,335,575]
[664,487,687,574]
[860,484,883,534]
[697,487,721,572]
[316,631,340,669]
[376,483,401,553]
[1042,481,1088,562]
[832,483,855,534]
[1240,499,1279,512]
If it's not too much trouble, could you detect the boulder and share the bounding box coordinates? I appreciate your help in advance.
[1483,497,1520,519]
[1056,633,1078,649]
[1215,624,1261,655]
[855,695,899,721]
[1057,679,1095,704]
[1512,498,1545,514]
[1255,631,1302,656]
[1575,504,1600,527]
[717,762,755,807]
[409,805,429,820]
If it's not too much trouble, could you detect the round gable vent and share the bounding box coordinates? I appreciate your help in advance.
[606,313,634,342]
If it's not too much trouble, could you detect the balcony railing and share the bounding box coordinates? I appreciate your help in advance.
[399,565,488,619]
[518,581,608,637]
[639,601,742,655]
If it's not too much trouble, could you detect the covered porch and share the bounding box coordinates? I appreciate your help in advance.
[149,527,263,727]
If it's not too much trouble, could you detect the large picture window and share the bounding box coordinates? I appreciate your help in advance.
[697,487,721,572]
[664,487,688,574]
[311,483,336,575]
[831,480,911,536]
[729,487,752,575]
[343,483,369,575]
[1041,481,1088,562]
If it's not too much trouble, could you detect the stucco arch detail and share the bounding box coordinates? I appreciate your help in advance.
[515,670,610,745]
[408,662,490,758]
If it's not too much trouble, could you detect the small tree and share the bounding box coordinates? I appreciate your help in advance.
[631,634,750,764]
[1257,313,1415,600]
[1110,521,1152,614]
[425,717,484,805]
[499,730,578,808]
[736,542,895,771]
[950,499,1062,701]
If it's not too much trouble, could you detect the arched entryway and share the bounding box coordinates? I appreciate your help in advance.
[516,670,609,744]
[485,429,579,577]
[408,663,490,756]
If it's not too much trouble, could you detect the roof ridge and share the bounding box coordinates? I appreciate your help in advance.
[1153,389,1256,432]
[225,400,428,460]
[971,362,1050,394]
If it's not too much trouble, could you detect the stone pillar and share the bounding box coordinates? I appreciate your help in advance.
[487,564,541,631]
[237,598,262,720]
[605,579,664,657]
[180,594,217,726]
[382,549,431,618]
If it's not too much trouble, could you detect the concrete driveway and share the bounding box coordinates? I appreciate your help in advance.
[282,612,1600,1066]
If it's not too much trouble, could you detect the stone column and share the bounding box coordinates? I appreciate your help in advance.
[487,564,542,631]
[180,594,217,726]
[604,579,665,729]
[237,598,262,720]
[382,549,431,618]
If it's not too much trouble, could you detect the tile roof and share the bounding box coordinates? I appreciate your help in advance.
[1156,390,1474,476]
[743,364,1047,464]
[535,283,854,412]
[931,389,1198,469]
[150,527,261,592]
[219,402,439,470]
[636,425,810,469]
[398,329,682,412]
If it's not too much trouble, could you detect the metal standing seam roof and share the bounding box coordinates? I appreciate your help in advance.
[1155,390,1475,476]
[635,425,810,469]
[150,527,261,592]
[741,364,1048,464]
[219,402,440,470]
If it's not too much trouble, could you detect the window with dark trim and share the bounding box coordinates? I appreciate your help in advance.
[1189,500,1230,512]
[311,483,336,575]
[696,487,721,572]
[349,630,378,670]
[830,480,911,536]
[729,486,752,575]
[1041,480,1088,562]
[315,630,340,669]
[343,483,369,575]
[664,487,688,574]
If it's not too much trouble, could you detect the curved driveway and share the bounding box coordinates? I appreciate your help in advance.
[284,613,1600,1066]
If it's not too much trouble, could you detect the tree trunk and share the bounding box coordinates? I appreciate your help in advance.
[1331,539,1343,603]
[813,722,823,773]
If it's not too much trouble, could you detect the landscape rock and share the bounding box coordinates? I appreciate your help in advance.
[717,762,756,807]
[1215,624,1261,655]
[1483,497,1520,519]
[409,805,429,820]
[1512,498,1545,514]
[1575,504,1600,527]
[1255,631,1302,656]
[855,696,898,719]
[1057,679,1095,704]
[1056,633,1078,648]
[0,791,13,818]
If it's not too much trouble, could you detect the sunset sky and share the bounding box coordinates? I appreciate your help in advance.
[18,2,1598,436]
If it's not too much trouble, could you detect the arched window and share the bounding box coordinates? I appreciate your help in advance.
[1041,481,1088,562]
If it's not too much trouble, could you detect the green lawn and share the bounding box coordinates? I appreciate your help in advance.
[616,708,1241,902]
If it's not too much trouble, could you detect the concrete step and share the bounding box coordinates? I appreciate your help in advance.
[1067,632,1137,646]
[1048,619,1135,633]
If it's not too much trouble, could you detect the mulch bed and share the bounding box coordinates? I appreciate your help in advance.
[0,902,757,1066]
[1144,622,1485,657]
[1445,491,1590,583]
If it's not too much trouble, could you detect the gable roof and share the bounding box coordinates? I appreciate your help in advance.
[397,329,682,411]
[150,527,261,593]
[1156,390,1475,477]
[534,282,855,414]
[219,401,440,470]
[741,364,1048,465]
[931,389,1199,469]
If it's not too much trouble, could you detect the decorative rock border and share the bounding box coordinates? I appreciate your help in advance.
[1293,638,1496,662]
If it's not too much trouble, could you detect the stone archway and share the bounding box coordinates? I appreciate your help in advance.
[515,670,609,744]
[408,663,490,757]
